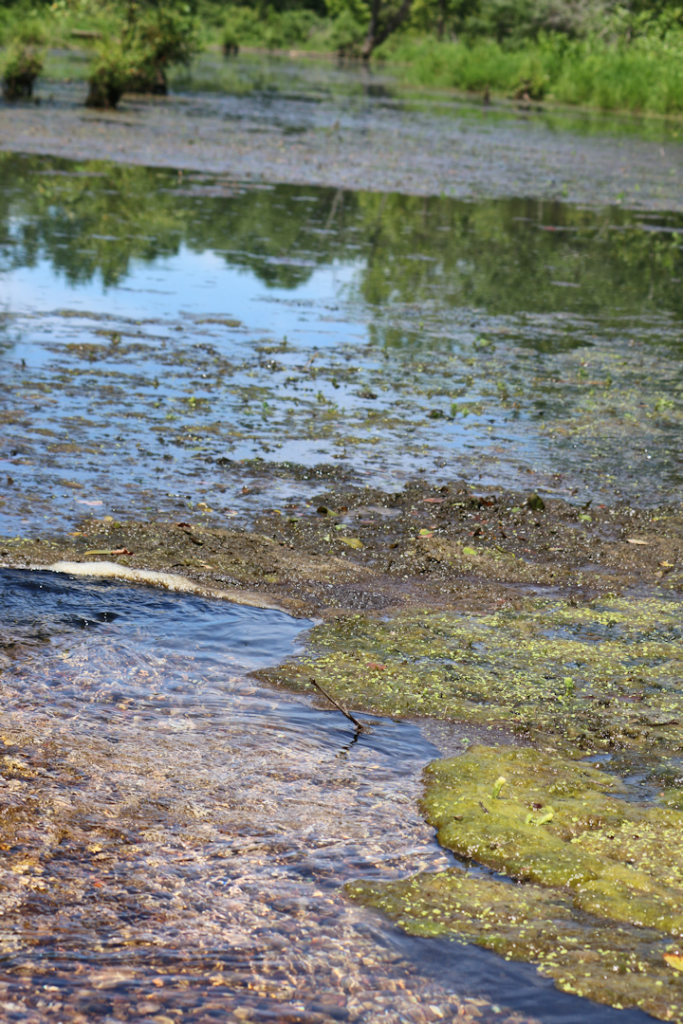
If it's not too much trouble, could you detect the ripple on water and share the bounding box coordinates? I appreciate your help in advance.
[0,570,652,1023]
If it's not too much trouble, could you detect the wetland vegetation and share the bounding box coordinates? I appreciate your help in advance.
[2,0,683,113]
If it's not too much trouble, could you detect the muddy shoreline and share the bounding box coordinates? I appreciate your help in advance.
[3,480,681,620]
[3,477,683,767]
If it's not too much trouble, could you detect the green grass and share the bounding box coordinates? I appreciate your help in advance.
[378,31,683,115]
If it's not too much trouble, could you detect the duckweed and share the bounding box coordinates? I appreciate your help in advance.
[347,745,683,1020]
[265,596,683,762]
[423,746,683,934]
[346,869,683,1021]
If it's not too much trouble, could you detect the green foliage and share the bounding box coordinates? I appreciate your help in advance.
[0,0,50,95]
[381,27,683,112]
[4,0,683,114]
[1,35,45,99]
[220,4,327,51]
[220,4,259,51]
[550,32,683,112]
[85,1,201,106]
[12,17,48,47]
[465,0,607,42]
[86,40,143,108]
[132,6,200,75]
[327,8,367,52]
[222,22,240,54]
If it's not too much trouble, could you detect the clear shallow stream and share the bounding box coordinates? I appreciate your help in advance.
[0,568,653,1023]
[1,63,682,1022]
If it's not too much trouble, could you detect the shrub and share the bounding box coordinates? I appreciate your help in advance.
[380,24,683,114]
[328,9,368,54]
[1,39,45,100]
[128,7,201,93]
[220,4,327,54]
[265,8,321,48]
[221,4,261,52]
[86,42,141,109]
[222,24,239,56]
[85,4,201,107]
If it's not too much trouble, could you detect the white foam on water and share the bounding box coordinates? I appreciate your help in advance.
[36,560,290,613]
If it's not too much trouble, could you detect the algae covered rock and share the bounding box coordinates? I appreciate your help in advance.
[346,870,683,1021]
[423,746,683,934]
[347,746,683,1020]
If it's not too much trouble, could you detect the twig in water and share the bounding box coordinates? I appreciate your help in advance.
[309,677,365,731]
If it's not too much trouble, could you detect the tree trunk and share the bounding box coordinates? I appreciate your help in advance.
[361,0,382,60]
[361,0,414,58]
[437,0,446,40]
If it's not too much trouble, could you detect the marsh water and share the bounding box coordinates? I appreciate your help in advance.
[1,57,683,1022]
[1,147,683,536]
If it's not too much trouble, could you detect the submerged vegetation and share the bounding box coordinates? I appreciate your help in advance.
[0,60,681,1018]
[0,22,45,99]
[262,595,683,774]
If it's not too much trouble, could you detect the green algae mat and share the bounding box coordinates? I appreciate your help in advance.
[262,591,683,1020]
[265,594,683,769]
[347,746,683,1021]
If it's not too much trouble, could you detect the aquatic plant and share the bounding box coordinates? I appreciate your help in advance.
[222,23,239,56]
[127,6,200,94]
[347,746,683,1019]
[264,595,683,770]
[378,28,683,113]
[86,42,142,109]
[86,3,200,108]
[348,869,683,1020]
[422,746,683,929]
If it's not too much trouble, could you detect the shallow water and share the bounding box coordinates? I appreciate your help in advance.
[12,50,683,208]
[0,569,652,1023]
[1,152,683,536]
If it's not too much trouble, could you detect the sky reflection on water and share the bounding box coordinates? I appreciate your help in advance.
[1,154,683,538]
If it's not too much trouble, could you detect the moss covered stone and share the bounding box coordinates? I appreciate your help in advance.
[422,746,683,933]
[346,870,683,1021]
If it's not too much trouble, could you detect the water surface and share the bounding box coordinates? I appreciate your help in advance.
[0,569,652,1023]
[0,88,679,1020]
[1,153,683,538]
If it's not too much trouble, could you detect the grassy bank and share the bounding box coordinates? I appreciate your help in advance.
[3,1,683,117]
[379,32,683,115]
